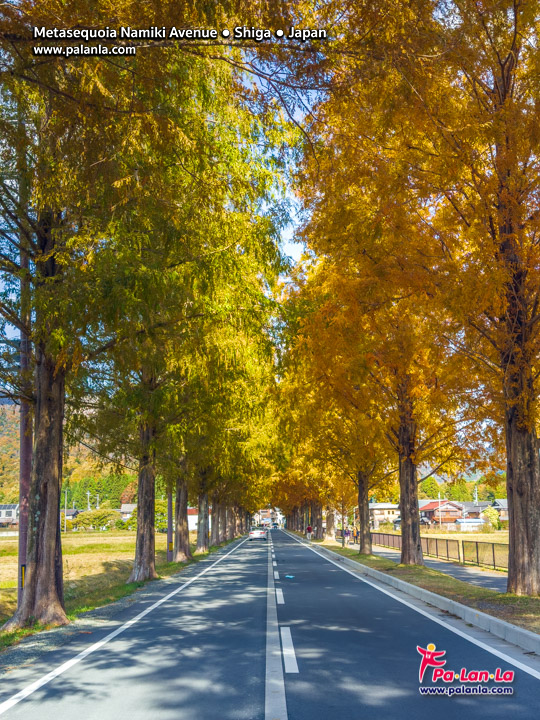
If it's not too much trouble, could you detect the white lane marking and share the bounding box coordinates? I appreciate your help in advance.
[276,588,285,605]
[280,627,299,673]
[274,571,280,580]
[0,539,249,716]
[284,531,540,681]
[266,542,288,719]
[273,561,277,567]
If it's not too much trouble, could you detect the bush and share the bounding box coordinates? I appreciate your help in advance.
[60,513,73,532]
[72,509,121,531]
[499,519,509,530]
[481,506,500,529]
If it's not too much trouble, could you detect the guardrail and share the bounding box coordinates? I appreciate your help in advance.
[369,531,508,570]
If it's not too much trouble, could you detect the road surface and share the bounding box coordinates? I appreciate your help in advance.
[0,530,538,719]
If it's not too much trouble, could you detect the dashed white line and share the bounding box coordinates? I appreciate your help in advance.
[273,561,277,567]
[266,541,288,719]
[274,570,280,580]
[280,627,299,673]
[276,588,284,605]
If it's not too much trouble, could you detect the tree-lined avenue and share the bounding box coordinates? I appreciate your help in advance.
[0,530,539,719]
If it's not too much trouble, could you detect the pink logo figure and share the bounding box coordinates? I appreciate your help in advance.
[417,643,446,682]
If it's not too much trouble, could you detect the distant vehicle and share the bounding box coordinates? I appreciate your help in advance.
[249,526,268,541]
[393,516,429,530]
[272,522,279,529]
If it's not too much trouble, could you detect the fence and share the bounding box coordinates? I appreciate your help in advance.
[369,531,508,571]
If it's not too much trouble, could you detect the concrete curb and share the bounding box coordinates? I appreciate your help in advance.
[306,540,540,655]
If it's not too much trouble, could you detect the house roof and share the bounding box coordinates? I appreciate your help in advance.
[492,499,508,508]
[120,503,137,512]
[368,503,399,509]
[459,501,491,511]
[420,500,463,512]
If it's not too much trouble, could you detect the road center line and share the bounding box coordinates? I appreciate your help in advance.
[265,540,288,720]
[280,627,299,673]
[0,538,249,717]
[274,570,280,580]
[273,561,277,567]
[276,588,285,605]
[283,531,540,681]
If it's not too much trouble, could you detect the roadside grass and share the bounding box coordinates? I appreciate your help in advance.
[322,541,540,635]
[0,532,240,649]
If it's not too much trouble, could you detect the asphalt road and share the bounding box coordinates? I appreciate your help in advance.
[0,530,539,719]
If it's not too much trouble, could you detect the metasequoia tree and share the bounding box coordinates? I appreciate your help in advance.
[1,0,291,625]
[307,0,540,592]
[281,240,487,564]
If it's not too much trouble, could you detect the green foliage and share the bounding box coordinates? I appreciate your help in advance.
[154,500,168,532]
[419,477,441,499]
[72,509,121,531]
[481,506,500,529]
[445,480,473,502]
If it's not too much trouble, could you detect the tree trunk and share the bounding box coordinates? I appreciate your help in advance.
[174,474,192,563]
[326,507,335,539]
[312,502,323,539]
[398,442,423,564]
[4,352,67,630]
[196,479,209,554]
[234,506,241,536]
[227,506,235,540]
[397,382,423,565]
[129,422,158,582]
[210,494,219,546]
[357,470,372,555]
[505,394,540,594]
[219,503,227,543]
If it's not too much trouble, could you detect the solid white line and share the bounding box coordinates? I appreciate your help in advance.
[280,627,299,673]
[274,570,280,580]
[276,589,285,605]
[0,539,249,716]
[265,543,288,719]
[283,531,540,681]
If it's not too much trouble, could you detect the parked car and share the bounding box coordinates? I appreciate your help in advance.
[249,526,268,541]
[393,516,430,530]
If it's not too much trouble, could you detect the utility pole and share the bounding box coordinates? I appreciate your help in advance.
[438,491,442,529]
[87,490,91,511]
[96,493,99,509]
[64,486,68,532]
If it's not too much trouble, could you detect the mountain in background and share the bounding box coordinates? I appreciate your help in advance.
[0,406,137,506]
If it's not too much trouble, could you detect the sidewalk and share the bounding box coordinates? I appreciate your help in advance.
[325,537,508,592]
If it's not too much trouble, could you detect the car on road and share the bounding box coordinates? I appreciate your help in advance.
[249,525,268,541]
